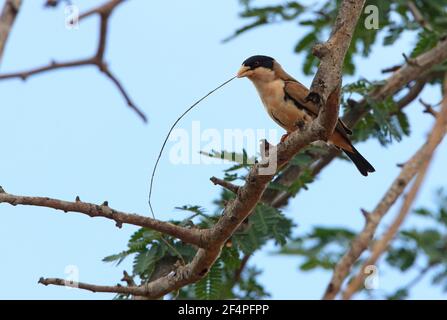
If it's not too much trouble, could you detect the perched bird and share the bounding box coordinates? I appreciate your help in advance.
[237,55,375,176]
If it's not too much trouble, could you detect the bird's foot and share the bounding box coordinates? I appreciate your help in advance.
[280,133,290,143]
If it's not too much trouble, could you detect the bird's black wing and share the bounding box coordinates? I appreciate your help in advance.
[284,81,352,136]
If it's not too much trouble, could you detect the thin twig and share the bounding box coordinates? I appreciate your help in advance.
[0,190,206,247]
[420,98,439,118]
[210,177,240,194]
[0,0,147,122]
[407,1,433,31]
[233,253,251,284]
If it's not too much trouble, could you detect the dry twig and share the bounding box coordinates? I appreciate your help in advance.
[0,0,147,122]
[0,0,367,298]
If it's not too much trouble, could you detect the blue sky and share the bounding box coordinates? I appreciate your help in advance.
[0,0,446,299]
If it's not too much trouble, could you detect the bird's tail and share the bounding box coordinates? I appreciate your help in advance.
[343,146,375,176]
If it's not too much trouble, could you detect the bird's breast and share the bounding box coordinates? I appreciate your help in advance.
[254,80,313,132]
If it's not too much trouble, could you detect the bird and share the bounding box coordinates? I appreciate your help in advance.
[237,55,375,176]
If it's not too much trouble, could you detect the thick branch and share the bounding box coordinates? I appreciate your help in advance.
[264,38,447,208]
[340,75,447,300]
[0,191,205,248]
[6,0,364,298]
[342,159,432,299]
[407,1,433,31]
[322,95,447,299]
[308,0,366,138]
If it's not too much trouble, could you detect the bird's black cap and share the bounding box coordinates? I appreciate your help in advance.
[242,55,274,70]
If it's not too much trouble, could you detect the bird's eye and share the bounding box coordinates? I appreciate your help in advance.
[253,61,260,67]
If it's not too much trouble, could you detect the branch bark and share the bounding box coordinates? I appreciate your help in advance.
[264,37,447,208]
[322,90,447,299]
[339,74,447,300]
[1,0,367,298]
[0,0,146,122]
[0,0,22,66]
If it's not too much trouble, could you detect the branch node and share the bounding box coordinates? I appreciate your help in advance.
[312,43,331,59]
[360,208,371,220]
[305,91,322,106]
[121,270,136,286]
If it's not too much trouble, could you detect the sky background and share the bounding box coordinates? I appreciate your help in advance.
[0,0,446,299]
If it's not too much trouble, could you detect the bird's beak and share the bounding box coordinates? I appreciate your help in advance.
[237,65,251,78]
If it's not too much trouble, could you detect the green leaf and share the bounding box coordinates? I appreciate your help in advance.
[387,288,409,300]
[133,245,165,278]
[386,247,417,271]
[102,251,131,266]
[195,260,223,300]
[233,204,293,254]
[411,30,440,58]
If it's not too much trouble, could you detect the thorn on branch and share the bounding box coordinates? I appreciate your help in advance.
[210,177,240,194]
[402,53,420,67]
[121,271,135,286]
[38,277,47,285]
[361,208,371,221]
[44,0,59,8]
[0,186,5,194]
[75,196,81,202]
[381,64,402,73]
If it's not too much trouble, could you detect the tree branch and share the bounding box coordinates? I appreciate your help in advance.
[0,190,206,248]
[210,176,240,194]
[322,90,447,299]
[0,0,22,66]
[0,0,147,122]
[407,1,433,31]
[307,0,366,138]
[339,74,447,300]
